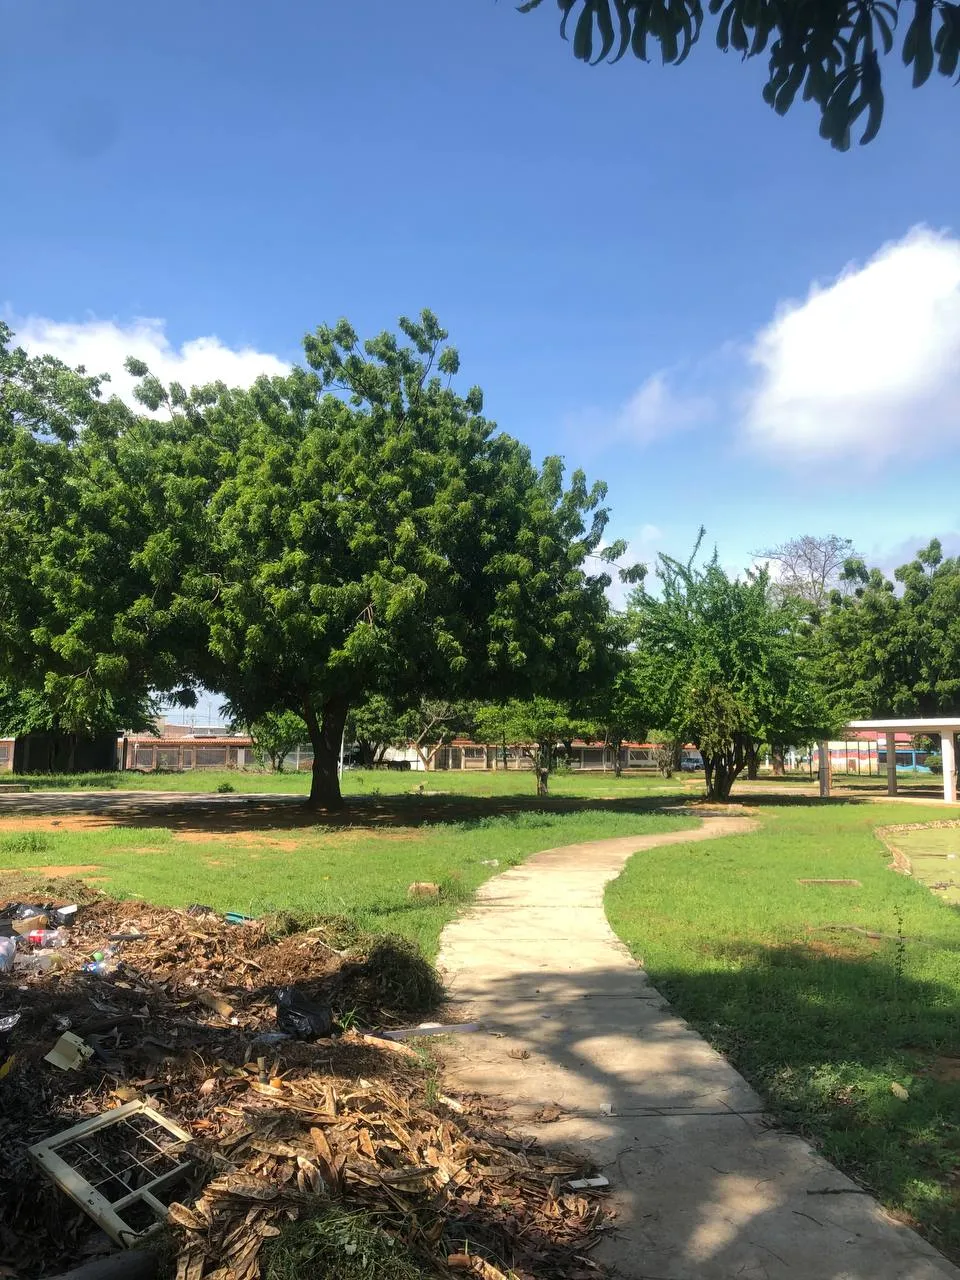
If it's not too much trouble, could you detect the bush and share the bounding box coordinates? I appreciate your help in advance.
[216,781,236,793]
[926,753,943,775]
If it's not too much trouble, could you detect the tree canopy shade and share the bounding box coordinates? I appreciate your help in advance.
[0,314,625,808]
[817,539,960,719]
[629,533,834,799]
[519,0,960,149]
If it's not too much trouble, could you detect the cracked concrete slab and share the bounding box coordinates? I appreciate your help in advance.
[437,816,960,1280]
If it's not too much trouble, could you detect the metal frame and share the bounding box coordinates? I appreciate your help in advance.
[29,1100,193,1246]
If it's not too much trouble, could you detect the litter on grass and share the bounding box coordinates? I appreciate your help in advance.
[1,893,612,1280]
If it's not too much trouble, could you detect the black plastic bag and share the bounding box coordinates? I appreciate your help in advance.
[275,986,333,1040]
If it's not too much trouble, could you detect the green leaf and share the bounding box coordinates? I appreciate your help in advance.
[573,2,595,59]
[593,0,617,61]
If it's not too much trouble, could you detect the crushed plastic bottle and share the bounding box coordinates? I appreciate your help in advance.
[26,928,70,948]
[0,937,16,973]
[14,949,65,974]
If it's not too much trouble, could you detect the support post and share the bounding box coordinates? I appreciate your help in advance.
[885,731,898,796]
[942,730,957,804]
[817,741,831,798]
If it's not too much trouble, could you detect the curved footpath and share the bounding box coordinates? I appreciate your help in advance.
[438,815,959,1280]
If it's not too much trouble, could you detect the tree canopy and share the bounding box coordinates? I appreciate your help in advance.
[818,538,960,719]
[629,533,835,799]
[520,0,960,149]
[0,313,625,808]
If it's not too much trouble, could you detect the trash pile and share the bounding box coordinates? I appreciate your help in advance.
[0,893,611,1280]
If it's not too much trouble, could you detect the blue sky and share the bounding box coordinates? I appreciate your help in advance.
[3,0,960,603]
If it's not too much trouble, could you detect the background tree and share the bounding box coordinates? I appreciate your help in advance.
[519,0,960,149]
[755,534,860,614]
[228,709,308,773]
[630,532,835,800]
[586,650,649,778]
[473,698,592,796]
[818,538,960,719]
[0,681,157,739]
[403,699,477,770]
[346,696,412,769]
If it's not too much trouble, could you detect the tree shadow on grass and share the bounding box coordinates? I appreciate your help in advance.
[0,787,701,835]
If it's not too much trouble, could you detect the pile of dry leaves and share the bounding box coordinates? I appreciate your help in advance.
[0,896,610,1280]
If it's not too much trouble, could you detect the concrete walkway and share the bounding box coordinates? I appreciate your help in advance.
[438,816,960,1280]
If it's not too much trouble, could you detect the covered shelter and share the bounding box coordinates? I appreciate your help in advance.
[847,718,960,803]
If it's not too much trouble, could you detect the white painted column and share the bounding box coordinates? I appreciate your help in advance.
[885,731,898,796]
[942,730,957,804]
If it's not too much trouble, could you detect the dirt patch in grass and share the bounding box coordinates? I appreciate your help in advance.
[21,863,101,877]
[803,937,877,959]
[0,815,113,832]
[926,1055,960,1082]
[172,830,303,848]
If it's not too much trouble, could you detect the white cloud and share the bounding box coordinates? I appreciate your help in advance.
[8,314,290,407]
[614,372,713,445]
[743,227,960,463]
[566,371,713,455]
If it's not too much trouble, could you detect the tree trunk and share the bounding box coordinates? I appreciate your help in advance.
[536,766,549,797]
[705,753,735,801]
[612,737,623,778]
[358,739,376,768]
[745,738,759,781]
[303,695,349,809]
[772,743,786,776]
[704,738,747,801]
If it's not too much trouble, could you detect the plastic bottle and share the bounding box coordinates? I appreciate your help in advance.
[0,936,16,972]
[14,949,65,974]
[27,928,70,948]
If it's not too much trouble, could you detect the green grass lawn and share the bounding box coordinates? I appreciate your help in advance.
[605,797,960,1259]
[0,803,693,956]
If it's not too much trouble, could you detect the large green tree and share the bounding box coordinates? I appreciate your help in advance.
[818,539,960,718]
[1,315,624,809]
[520,0,960,149]
[630,534,834,800]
